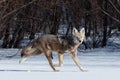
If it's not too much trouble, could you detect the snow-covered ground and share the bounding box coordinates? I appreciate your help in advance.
[0,48,120,80]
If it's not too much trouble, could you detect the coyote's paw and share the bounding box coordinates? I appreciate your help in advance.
[81,69,88,72]
[54,64,63,67]
[55,67,61,71]
[54,68,60,72]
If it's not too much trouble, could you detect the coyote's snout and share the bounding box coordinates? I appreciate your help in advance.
[19,27,86,72]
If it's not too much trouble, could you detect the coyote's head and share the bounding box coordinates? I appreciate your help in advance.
[72,27,85,44]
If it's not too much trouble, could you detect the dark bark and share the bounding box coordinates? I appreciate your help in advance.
[102,0,108,47]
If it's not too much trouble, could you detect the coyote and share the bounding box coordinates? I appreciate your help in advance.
[19,27,86,72]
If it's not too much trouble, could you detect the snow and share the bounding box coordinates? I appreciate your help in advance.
[0,48,120,80]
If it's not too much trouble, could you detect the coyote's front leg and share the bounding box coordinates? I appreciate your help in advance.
[58,53,63,67]
[70,50,87,72]
[54,53,63,70]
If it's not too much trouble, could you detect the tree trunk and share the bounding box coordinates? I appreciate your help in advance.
[102,0,108,47]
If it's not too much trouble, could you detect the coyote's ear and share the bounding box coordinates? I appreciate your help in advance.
[80,28,85,35]
[73,27,78,35]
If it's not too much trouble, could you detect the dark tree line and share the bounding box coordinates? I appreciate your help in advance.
[0,0,120,48]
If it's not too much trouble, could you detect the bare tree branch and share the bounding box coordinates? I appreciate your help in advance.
[0,0,37,21]
[100,8,120,23]
[108,0,120,15]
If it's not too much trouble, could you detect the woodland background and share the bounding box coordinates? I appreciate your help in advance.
[0,0,119,48]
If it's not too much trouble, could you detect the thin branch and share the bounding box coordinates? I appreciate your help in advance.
[108,0,120,15]
[100,8,120,23]
[0,0,37,21]
[0,1,9,18]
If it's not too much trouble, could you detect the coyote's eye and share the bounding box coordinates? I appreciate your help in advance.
[76,37,81,43]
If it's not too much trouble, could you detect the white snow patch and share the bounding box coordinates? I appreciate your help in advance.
[0,48,120,80]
